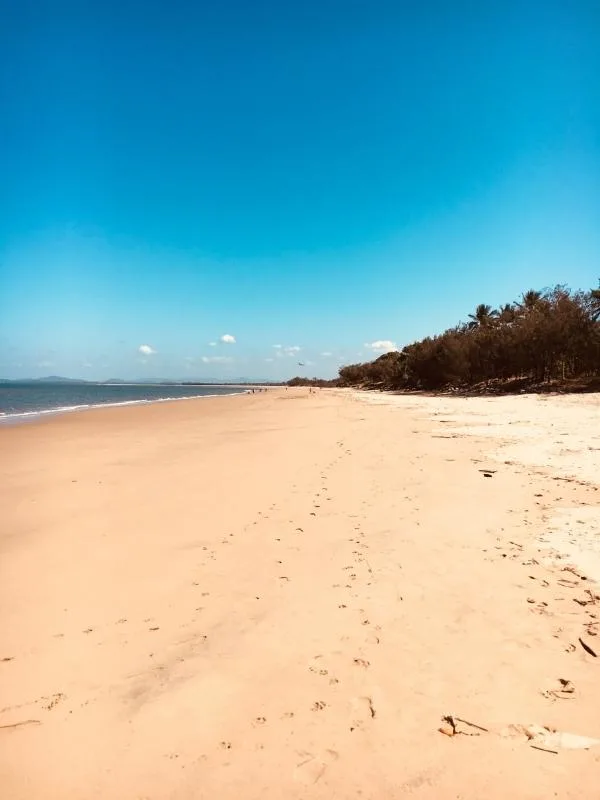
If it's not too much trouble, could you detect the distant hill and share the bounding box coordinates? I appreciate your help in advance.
[37,376,91,383]
[11,376,93,384]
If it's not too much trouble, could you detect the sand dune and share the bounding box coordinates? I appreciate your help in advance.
[1,388,599,798]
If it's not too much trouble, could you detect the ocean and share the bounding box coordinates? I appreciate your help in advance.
[0,382,248,422]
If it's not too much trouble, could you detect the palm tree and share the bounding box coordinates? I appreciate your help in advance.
[518,289,543,312]
[468,303,498,329]
[498,303,516,324]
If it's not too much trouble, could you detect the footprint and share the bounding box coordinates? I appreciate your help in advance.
[43,693,66,711]
[350,696,376,730]
[308,655,329,676]
[312,700,326,711]
[294,749,339,785]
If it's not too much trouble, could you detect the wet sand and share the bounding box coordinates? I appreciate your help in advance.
[1,388,599,798]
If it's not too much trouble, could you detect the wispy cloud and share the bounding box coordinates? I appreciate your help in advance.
[201,355,233,364]
[364,340,397,353]
[208,341,217,347]
[219,334,236,344]
[138,344,157,355]
[274,345,302,358]
[37,359,54,368]
[264,357,275,362]
[321,351,333,357]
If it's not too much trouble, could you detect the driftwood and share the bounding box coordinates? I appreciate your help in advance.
[0,719,41,730]
[530,744,558,755]
[579,637,598,657]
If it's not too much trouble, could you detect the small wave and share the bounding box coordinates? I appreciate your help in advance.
[0,390,248,425]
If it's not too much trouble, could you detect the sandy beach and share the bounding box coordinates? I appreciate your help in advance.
[2,388,600,799]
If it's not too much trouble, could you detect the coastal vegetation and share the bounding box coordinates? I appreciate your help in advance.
[286,376,338,388]
[335,283,600,393]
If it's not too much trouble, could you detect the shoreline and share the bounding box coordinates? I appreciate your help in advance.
[2,388,599,798]
[0,387,250,427]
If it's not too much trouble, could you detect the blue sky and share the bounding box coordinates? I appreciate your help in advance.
[1,0,599,380]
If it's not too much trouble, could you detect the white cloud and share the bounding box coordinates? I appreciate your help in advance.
[272,344,302,358]
[208,341,217,347]
[219,334,236,344]
[201,356,233,364]
[321,351,333,357]
[138,344,156,355]
[82,360,93,368]
[364,340,397,354]
[37,359,54,368]
[264,357,274,362]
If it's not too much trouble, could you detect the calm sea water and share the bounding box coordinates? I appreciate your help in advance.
[0,382,247,422]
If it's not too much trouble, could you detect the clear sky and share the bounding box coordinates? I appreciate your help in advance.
[1,0,599,381]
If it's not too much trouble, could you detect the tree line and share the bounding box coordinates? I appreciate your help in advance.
[336,283,600,392]
[286,376,337,387]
